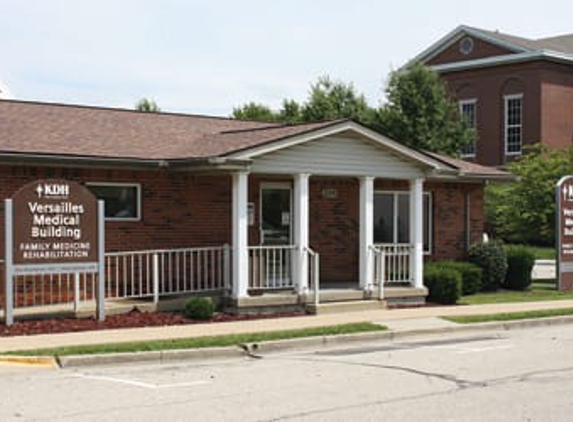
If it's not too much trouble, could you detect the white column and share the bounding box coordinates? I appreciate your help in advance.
[410,178,424,288]
[294,173,310,294]
[359,176,374,291]
[232,171,249,298]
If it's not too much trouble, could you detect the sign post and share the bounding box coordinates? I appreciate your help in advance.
[556,176,573,291]
[4,179,105,325]
[4,199,14,325]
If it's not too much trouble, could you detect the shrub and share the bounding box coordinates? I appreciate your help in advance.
[503,245,536,290]
[436,261,483,295]
[424,264,462,304]
[183,297,214,320]
[468,241,508,291]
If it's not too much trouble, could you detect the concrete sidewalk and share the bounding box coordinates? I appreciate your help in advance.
[2,299,573,353]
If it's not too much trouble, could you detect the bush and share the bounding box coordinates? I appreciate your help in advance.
[503,245,536,290]
[436,261,483,295]
[183,297,214,320]
[468,241,508,291]
[424,264,462,304]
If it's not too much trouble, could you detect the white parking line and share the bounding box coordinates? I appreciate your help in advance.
[455,345,514,354]
[72,373,209,389]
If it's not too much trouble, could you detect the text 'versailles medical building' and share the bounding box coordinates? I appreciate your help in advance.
[12,180,99,267]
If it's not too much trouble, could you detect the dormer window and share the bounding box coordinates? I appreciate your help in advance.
[459,37,474,55]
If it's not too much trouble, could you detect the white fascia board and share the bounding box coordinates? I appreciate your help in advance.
[403,25,530,69]
[225,121,450,173]
[431,50,573,73]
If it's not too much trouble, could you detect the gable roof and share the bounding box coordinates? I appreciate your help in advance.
[409,25,573,71]
[0,99,511,181]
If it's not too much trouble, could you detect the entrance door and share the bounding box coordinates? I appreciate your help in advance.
[261,184,292,245]
[259,183,292,287]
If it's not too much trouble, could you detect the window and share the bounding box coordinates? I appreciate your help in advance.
[459,99,477,157]
[87,183,141,221]
[373,192,432,253]
[459,37,474,55]
[504,94,523,155]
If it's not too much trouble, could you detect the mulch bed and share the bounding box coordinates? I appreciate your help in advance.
[0,308,306,338]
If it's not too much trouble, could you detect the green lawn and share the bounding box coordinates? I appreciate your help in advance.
[444,307,573,324]
[3,322,387,357]
[459,282,573,305]
[507,244,555,260]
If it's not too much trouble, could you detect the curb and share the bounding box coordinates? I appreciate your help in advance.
[0,355,58,368]
[21,314,573,368]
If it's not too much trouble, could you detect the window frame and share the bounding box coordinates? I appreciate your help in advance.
[85,182,142,222]
[504,93,523,156]
[458,98,477,158]
[373,190,432,255]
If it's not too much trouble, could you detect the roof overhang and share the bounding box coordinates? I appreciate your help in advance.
[0,151,251,172]
[430,50,573,73]
[404,25,529,69]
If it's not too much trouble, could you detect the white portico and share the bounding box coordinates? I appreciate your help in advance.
[225,121,444,302]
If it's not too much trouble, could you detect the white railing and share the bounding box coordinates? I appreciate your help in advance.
[0,261,99,310]
[0,245,230,310]
[248,245,296,290]
[306,247,320,307]
[372,244,413,294]
[106,245,230,302]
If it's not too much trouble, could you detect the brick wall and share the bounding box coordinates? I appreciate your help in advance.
[0,167,485,299]
[0,166,233,257]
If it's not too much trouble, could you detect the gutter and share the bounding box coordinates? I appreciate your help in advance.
[0,152,251,172]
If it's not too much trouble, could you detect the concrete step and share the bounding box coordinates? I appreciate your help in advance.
[306,299,387,315]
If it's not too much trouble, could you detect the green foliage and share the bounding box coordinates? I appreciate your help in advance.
[232,76,376,126]
[503,245,536,290]
[434,261,483,295]
[232,102,279,123]
[377,63,474,156]
[301,76,376,124]
[486,144,573,245]
[183,297,214,320]
[135,98,161,112]
[468,241,508,291]
[424,264,462,304]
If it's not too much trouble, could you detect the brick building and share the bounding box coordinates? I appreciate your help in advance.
[410,25,573,167]
[0,99,510,315]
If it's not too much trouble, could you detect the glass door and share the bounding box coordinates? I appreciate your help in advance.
[259,184,292,288]
[261,184,292,245]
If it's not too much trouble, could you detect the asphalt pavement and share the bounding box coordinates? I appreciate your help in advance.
[1,324,572,421]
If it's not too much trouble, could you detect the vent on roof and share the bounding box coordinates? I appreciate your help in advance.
[459,36,474,55]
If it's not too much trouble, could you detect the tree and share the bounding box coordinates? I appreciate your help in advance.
[232,76,376,126]
[485,144,573,245]
[135,98,161,112]
[301,76,375,125]
[377,63,474,155]
[232,102,278,123]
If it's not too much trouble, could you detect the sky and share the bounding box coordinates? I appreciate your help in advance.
[0,0,572,116]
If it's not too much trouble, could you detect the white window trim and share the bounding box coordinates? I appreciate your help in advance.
[374,190,433,255]
[86,182,142,222]
[459,98,477,158]
[504,93,524,156]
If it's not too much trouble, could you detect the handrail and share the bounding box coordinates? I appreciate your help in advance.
[303,246,320,308]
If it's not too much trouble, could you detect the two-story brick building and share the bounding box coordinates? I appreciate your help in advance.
[410,25,573,166]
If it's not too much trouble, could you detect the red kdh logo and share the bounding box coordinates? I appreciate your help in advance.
[35,183,70,198]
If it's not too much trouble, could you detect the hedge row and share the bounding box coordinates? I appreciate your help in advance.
[425,241,536,304]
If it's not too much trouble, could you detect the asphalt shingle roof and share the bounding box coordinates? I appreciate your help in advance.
[0,99,509,179]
